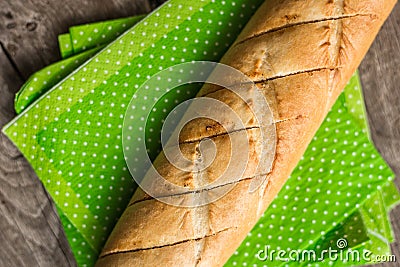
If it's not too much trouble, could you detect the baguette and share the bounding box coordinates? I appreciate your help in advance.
[96,0,396,266]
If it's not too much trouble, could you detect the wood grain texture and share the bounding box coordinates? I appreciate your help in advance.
[0,47,76,266]
[0,0,160,79]
[359,2,400,266]
[0,0,398,266]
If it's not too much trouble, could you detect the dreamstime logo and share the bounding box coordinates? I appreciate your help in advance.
[256,238,397,263]
[336,238,347,249]
[122,61,276,207]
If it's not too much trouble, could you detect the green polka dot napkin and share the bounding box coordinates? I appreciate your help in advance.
[2,1,399,266]
[58,15,145,58]
[15,16,146,114]
[14,47,102,114]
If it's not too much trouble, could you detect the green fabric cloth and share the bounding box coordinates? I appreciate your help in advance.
[58,33,74,59]
[3,1,399,266]
[59,15,146,58]
[14,47,102,114]
[15,15,146,114]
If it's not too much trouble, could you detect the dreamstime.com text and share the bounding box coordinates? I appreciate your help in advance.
[256,239,396,264]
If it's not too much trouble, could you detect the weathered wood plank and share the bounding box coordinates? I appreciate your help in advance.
[359,2,400,266]
[0,47,76,266]
[0,0,158,79]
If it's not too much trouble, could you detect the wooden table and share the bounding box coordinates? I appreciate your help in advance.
[0,1,399,266]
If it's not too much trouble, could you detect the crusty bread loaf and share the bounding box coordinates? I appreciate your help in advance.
[96,0,396,266]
